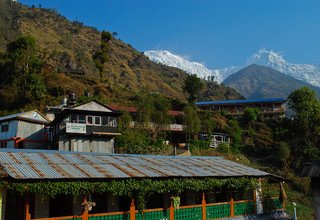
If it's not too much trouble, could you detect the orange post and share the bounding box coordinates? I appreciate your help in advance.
[201,193,206,220]
[253,190,257,214]
[230,197,234,217]
[25,194,31,220]
[129,198,136,220]
[169,198,174,220]
[82,197,89,220]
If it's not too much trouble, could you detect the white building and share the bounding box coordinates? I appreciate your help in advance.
[0,110,49,149]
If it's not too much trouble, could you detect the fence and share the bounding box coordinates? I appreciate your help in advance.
[31,197,282,220]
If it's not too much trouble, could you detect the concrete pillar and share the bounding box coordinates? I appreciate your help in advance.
[255,179,263,214]
[0,188,6,220]
[312,177,320,220]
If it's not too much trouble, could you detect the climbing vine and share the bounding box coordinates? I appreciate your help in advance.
[2,177,257,210]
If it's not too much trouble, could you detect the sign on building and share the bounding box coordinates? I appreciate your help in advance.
[66,123,86,134]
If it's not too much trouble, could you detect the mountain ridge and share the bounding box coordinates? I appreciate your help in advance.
[223,64,320,99]
[145,49,320,87]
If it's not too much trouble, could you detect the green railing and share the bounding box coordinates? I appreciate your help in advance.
[33,198,282,220]
[206,202,230,219]
[136,209,169,220]
[88,213,129,220]
[174,205,202,220]
[234,201,255,216]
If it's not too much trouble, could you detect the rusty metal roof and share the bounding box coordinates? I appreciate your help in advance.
[301,161,320,177]
[0,149,269,180]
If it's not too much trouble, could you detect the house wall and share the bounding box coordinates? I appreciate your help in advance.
[0,121,18,140]
[59,137,114,153]
[16,121,46,140]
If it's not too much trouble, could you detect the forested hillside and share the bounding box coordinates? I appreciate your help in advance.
[0,1,241,114]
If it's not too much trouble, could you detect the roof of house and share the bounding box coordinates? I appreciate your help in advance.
[195,98,287,106]
[0,149,269,180]
[0,110,49,124]
[108,105,183,117]
[301,161,320,177]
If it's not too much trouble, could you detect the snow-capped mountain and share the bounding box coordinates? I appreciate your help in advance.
[144,50,224,83]
[145,49,320,87]
[246,49,320,87]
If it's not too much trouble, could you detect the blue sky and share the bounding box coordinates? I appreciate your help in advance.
[19,0,320,68]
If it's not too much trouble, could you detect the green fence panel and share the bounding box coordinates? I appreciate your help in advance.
[206,203,230,219]
[63,218,82,220]
[89,213,130,220]
[272,198,282,209]
[136,210,169,220]
[174,206,202,220]
[234,201,254,216]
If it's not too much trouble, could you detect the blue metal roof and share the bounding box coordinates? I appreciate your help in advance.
[0,149,269,180]
[195,98,287,106]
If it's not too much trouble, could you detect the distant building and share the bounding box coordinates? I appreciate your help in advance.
[0,110,49,149]
[195,98,286,118]
[46,100,122,153]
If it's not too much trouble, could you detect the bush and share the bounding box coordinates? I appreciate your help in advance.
[217,142,230,154]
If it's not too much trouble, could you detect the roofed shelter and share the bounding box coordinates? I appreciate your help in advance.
[195,98,286,118]
[0,149,283,219]
[302,161,320,219]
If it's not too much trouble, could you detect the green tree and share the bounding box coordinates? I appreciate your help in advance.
[227,119,242,151]
[183,74,204,103]
[288,87,320,147]
[93,30,112,81]
[117,111,132,131]
[243,108,260,126]
[183,105,201,140]
[199,110,215,138]
[135,92,171,139]
[0,36,46,107]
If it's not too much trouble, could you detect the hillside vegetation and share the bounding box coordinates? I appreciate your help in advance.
[0,1,241,114]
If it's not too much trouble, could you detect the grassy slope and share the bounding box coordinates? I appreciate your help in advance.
[0,1,242,112]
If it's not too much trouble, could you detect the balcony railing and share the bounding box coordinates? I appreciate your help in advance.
[31,197,282,220]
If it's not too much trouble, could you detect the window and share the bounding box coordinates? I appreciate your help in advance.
[1,123,9,132]
[78,115,86,124]
[86,116,101,126]
[86,116,93,125]
[94,116,101,126]
[0,142,7,148]
[70,115,86,124]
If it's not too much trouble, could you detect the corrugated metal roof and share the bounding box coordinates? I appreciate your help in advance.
[0,149,269,180]
[0,110,49,124]
[195,98,287,106]
[301,161,320,177]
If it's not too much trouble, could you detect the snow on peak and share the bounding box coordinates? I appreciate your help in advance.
[144,49,320,87]
[144,50,228,83]
[247,49,286,66]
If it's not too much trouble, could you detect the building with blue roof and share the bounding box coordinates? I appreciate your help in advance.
[195,98,286,118]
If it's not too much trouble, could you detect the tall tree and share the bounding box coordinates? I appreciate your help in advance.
[183,105,201,140]
[93,30,112,82]
[135,92,171,139]
[183,74,204,104]
[288,87,320,160]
